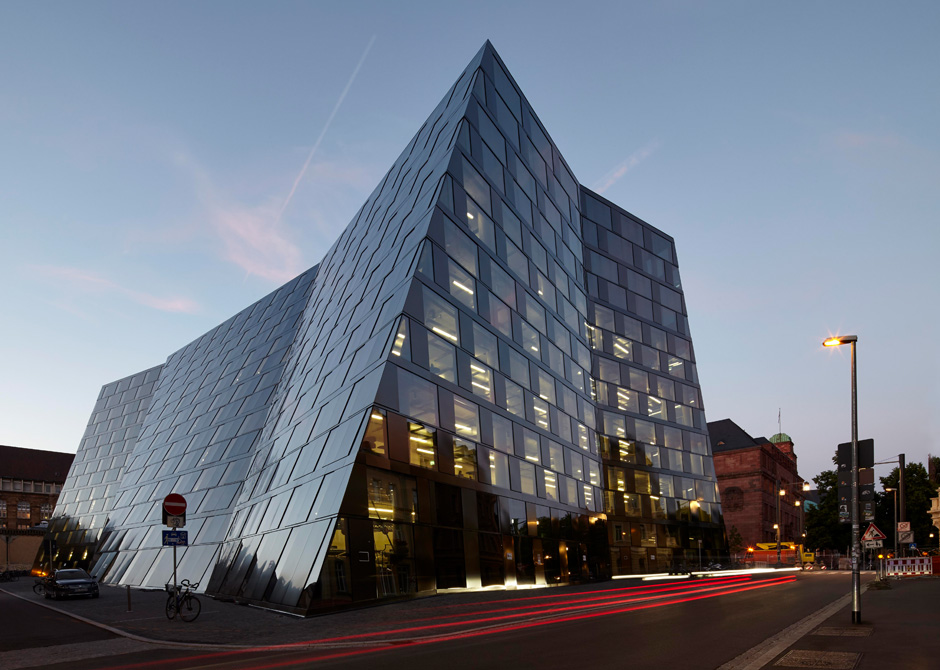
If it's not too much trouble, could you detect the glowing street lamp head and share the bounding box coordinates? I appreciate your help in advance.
[823,335,858,347]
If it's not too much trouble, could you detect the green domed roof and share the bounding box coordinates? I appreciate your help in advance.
[770,432,793,443]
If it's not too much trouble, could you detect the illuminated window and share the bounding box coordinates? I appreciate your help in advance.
[17,500,31,519]
[543,470,558,501]
[447,260,475,310]
[408,422,437,470]
[469,361,494,403]
[362,409,387,456]
[391,317,410,359]
[427,331,457,383]
[611,335,632,361]
[453,396,480,441]
[423,287,459,345]
[453,440,477,481]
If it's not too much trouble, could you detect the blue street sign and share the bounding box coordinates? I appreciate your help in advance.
[162,530,188,546]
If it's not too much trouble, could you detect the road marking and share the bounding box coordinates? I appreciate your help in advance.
[0,638,153,670]
[716,593,853,670]
[774,649,860,668]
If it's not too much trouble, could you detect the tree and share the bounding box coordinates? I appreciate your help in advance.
[804,470,850,552]
[880,462,938,550]
[727,525,744,554]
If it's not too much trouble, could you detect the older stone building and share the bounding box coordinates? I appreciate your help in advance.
[707,420,806,550]
[1,445,73,570]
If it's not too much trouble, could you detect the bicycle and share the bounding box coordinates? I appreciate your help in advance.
[33,578,47,596]
[165,579,201,622]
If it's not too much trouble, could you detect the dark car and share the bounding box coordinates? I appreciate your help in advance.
[45,569,99,600]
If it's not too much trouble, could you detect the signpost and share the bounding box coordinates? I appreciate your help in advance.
[162,494,187,594]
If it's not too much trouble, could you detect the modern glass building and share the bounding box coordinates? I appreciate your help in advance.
[42,42,723,614]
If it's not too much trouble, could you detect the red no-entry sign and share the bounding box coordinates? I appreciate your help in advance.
[163,493,187,516]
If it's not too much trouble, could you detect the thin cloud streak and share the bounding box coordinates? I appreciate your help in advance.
[593,140,661,194]
[275,35,377,226]
[33,265,200,314]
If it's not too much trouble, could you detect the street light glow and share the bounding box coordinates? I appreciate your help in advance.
[823,335,858,347]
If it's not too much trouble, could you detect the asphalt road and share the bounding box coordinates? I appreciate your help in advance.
[1,572,861,670]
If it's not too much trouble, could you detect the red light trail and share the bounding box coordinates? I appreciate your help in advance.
[105,574,795,670]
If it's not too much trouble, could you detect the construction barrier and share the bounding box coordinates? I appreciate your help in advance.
[885,557,933,577]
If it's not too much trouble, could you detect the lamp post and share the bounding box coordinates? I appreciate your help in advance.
[776,479,810,566]
[823,334,861,624]
[885,487,898,558]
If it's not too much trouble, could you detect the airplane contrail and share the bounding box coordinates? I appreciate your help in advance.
[275,35,377,226]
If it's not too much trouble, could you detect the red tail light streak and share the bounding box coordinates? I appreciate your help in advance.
[106,574,796,670]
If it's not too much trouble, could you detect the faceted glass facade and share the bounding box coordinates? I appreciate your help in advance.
[43,42,723,614]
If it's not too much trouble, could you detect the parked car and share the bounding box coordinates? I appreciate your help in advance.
[45,569,99,600]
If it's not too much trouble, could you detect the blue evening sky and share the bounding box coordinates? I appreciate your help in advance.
[2,1,937,485]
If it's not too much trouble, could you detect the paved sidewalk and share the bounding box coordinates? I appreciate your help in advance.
[755,577,940,670]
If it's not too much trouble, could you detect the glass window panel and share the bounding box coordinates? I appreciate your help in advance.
[608,466,627,492]
[518,461,536,496]
[444,217,478,277]
[488,293,512,337]
[504,379,525,418]
[491,413,514,453]
[427,331,457,383]
[453,439,477,480]
[654,376,675,401]
[543,469,558,501]
[522,430,541,464]
[566,449,584,481]
[545,439,564,473]
[531,395,549,431]
[391,317,411,360]
[624,493,641,517]
[646,444,662,468]
[523,293,546,333]
[667,356,686,379]
[663,426,683,449]
[647,395,665,419]
[462,157,491,214]
[472,322,498,367]
[611,335,632,360]
[469,360,494,403]
[447,260,476,310]
[597,357,620,384]
[635,471,651,494]
[641,346,661,371]
[398,370,438,425]
[488,260,516,309]
[520,321,540,357]
[480,448,510,489]
[453,396,480,441]
[636,419,657,445]
[586,460,601,487]
[505,348,530,389]
[629,367,649,393]
[362,409,387,455]
[602,411,626,438]
[536,368,555,405]
[614,386,638,413]
[466,194,496,252]
[593,304,615,331]
[504,237,528,280]
[408,422,437,469]
[423,287,459,345]
[658,474,675,497]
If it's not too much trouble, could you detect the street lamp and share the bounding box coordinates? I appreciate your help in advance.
[823,334,861,624]
[885,487,898,558]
